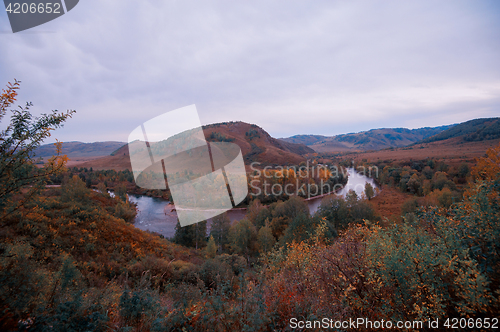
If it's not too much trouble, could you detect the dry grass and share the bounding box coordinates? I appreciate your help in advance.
[350,137,500,166]
[73,145,132,170]
[369,186,411,224]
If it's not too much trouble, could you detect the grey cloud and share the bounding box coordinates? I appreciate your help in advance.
[0,0,499,142]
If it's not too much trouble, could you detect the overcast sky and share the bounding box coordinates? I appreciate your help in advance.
[1,0,499,143]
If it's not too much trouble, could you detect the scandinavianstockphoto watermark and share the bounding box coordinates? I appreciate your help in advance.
[128,105,248,227]
[290,317,499,330]
[248,161,378,199]
[290,317,425,330]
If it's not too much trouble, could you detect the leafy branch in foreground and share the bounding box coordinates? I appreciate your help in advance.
[0,79,75,219]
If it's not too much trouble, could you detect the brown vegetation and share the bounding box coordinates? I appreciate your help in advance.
[3,81,500,331]
[368,186,409,222]
[75,144,132,171]
[352,137,500,166]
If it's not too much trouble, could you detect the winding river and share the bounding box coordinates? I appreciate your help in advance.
[129,168,377,238]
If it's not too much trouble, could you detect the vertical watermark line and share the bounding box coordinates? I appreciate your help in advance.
[221,166,236,207]
[161,159,169,190]
[141,124,155,165]
[60,0,68,13]
[206,142,215,172]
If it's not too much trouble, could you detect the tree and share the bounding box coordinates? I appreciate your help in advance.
[257,225,275,253]
[229,219,257,262]
[280,213,315,246]
[345,189,358,207]
[173,220,207,249]
[61,175,91,204]
[96,182,110,197]
[115,182,128,202]
[316,196,349,232]
[210,213,231,253]
[0,80,75,219]
[458,162,470,179]
[206,235,217,258]
[406,174,421,195]
[364,182,375,200]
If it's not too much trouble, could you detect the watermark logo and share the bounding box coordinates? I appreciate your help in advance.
[248,162,378,199]
[3,0,79,33]
[128,105,248,227]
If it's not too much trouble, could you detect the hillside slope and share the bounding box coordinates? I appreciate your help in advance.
[351,136,500,166]
[75,121,313,170]
[204,122,313,164]
[35,141,126,158]
[281,134,327,146]
[417,117,500,144]
[282,126,452,152]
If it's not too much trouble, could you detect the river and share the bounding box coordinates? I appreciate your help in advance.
[129,168,377,238]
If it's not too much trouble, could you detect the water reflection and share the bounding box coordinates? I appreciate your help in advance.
[307,168,378,214]
[129,168,378,238]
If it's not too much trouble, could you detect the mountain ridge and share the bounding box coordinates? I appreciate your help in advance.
[415,117,500,144]
[35,141,126,158]
[281,125,454,152]
[72,121,314,170]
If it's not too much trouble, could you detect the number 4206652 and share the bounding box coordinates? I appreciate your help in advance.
[444,318,498,329]
[5,2,61,14]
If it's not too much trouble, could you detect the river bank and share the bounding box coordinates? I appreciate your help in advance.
[128,168,378,238]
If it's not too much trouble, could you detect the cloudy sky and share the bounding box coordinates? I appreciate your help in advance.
[1,0,499,143]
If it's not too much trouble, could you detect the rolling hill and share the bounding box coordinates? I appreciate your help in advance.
[350,136,500,166]
[35,141,126,158]
[282,125,453,152]
[416,117,500,144]
[348,119,500,165]
[74,121,314,171]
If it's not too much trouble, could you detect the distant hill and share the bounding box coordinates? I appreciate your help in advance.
[75,121,314,170]
[282,126,453,152]
[282,134,327,146]
[35,141,126,158]
[416,118,500,144]
[204,122,314,163]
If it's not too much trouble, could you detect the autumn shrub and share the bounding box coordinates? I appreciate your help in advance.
[114,182,128,202]
[119,287,160,329]
[316,191,377,233]
[401,196,419,215]
[114,200,137,222]
[127,255,174,290]
[280,213,319,246]
[365,215,491,321]
[454,175,500,301]
[199,258,234,289]
[164,273,272,332]
[261,223,384,326]
[169,260,200,284]
[60,175,91,204]
[19,256,111,332]
[0,242,52,329]
[214,253,247,275]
